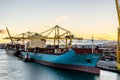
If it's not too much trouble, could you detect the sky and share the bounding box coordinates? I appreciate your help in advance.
[0,0,119,43]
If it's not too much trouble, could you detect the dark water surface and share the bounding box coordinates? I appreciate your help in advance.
[0,49,120,80]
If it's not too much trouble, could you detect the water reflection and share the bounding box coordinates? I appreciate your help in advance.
[99,70,120,80]
[24,63,98,80]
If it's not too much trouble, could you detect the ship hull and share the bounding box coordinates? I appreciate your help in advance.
[22,49,101,74]
[34,59,100,74]
[5,49,17,55]
[5,49,21,56]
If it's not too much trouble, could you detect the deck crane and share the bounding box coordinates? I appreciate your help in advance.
[4,25,83,48]
[115,0,120,70]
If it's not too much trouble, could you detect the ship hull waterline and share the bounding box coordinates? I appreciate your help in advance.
[22,49,101,75]
[5,49,17,55]
[33,59,100,75]
[5,49,22,57]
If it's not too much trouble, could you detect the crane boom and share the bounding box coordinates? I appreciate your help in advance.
[4,25,83,48]
[116,0,120,26]
[115,0,120,70]
[6,27,13,44]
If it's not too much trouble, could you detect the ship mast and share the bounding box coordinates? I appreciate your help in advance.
[115,0,120,70]
[91,36,94,54]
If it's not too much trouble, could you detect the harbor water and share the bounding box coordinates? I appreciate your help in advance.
[0,49,120,80]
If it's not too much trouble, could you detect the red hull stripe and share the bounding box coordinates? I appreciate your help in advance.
[33,59,100,75]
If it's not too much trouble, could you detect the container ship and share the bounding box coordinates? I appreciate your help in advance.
[5,44,25,56]
[4,27,25,56]
[4,25,103,74]
[22,48,102,74]
[20,25,103,74]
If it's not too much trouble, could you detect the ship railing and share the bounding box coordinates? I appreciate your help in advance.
[73,48,103,54]
[5,44,25,50]
[27,48,68,55]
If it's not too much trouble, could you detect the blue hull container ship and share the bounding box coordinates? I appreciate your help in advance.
[22,48,102,74]
[20,25,103,74]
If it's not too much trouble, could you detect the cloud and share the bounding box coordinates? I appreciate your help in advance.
[55,16,69,22]
[0,29,6,34]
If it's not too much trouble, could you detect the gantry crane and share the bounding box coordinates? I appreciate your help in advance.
[115,0,120,70]
[38,25,83,47]
[5,28,34,44]
[4,25,82,48]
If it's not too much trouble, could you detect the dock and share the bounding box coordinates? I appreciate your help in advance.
[97,60,120,73]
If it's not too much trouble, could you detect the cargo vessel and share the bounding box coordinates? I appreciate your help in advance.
[4,27,25,56]
[4,25,103,74]
[22,48,103,74]
[19,25,103,74]
[5,44,25,56]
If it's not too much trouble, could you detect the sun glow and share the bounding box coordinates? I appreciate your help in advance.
[0,0,118,43]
